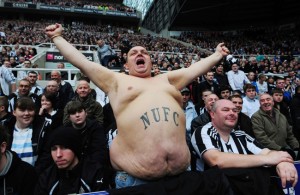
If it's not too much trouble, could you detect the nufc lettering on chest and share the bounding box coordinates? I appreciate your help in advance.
[140,107,179,129]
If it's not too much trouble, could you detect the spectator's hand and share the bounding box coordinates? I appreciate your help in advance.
[265,150,294,165]
[45,23,63,39]
[276,162,298,188]
[215,43,230,57]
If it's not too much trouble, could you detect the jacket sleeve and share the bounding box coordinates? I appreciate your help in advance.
[63,102,71,125]
[251,114,282,150]
[34,171,50,195]
[93,102,104,125]
[286,121,299,149]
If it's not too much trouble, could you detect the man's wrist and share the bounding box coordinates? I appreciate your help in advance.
[51,34,61,41]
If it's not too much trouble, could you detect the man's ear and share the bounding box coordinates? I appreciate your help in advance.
[124,63,129,70]
[0,142,7,154]
[209,111,214,119]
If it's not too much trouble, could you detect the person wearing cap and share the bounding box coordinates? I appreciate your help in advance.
[181,87,197,152]
[35,127,106,194]
[181,87,198,171]
[0,125,37,194]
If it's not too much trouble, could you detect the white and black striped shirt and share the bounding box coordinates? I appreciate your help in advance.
[191,122,263,171]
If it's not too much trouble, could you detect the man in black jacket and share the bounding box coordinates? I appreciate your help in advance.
[35,127,106,194]
[0,125,37,194]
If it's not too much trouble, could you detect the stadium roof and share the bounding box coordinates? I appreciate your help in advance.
[169,0,300,31]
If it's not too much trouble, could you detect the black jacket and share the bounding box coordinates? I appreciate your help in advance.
[235,112,254,137]
[7,115,52,175]
[290,94,300,141]
[191,111,211,135]
[38,119,108,180]
[35,163,103,195]
[0,150,37,195]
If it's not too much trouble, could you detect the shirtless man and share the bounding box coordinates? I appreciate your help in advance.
[45,24,229,182]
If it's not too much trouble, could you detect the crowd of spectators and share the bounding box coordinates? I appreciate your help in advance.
[1,16,300,194]
[175,27,300,56]
[5,0,136,12]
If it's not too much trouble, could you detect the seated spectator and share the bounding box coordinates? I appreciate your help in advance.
[218,85,232,99]
[257,73,268,94]
[251,94,299,158]
[191,99,297,191]
[247,71,258,93]
[271,88,292,125]
[56,62,68,80]
[194,89,212,115]
[63,79,104,125]
[35,127,106,194]
[196,71,220,102]
[39,91,63,130]
[8,78,41,113]
[229,94,254,137]
[7,97,51,169]
[44,80,68,110]
[17,60,31,81]
[267,76,276,94]
[0,60,16,96]
[51,70,74,103]
[214,63,229,86]
[276,77,292,105]
[28,71,43,96]
[181,87,198,147]
[97,39,119,67]
[0,96,13,126]
[191,94,219,141]
[63,101,108,186]
[0,125,37,194]
[227,63,250,93]
[241,84,260,118]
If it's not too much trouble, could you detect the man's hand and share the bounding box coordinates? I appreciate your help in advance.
[45,23,63,39]
[276,162,298,188]
[215,43,230,57]
[264,151,294,166]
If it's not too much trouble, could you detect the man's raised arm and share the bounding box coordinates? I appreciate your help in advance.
[45,23,115,93]
[167,43,229,90]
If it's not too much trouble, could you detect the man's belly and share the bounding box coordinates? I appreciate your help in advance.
[110,137,191,180]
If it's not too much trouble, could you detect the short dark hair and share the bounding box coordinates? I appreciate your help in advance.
[14,97,35,111]
[27,71,38,76]
[271,88,283,95]
[0,125,10,144]
[219,85,232,92]
[0,96,9,112]
[42,91,57,109]
[243,83,256,92]
[66,101,85,115]
[229,94,243,101]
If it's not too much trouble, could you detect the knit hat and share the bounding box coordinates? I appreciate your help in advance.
[49,127,82,158]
